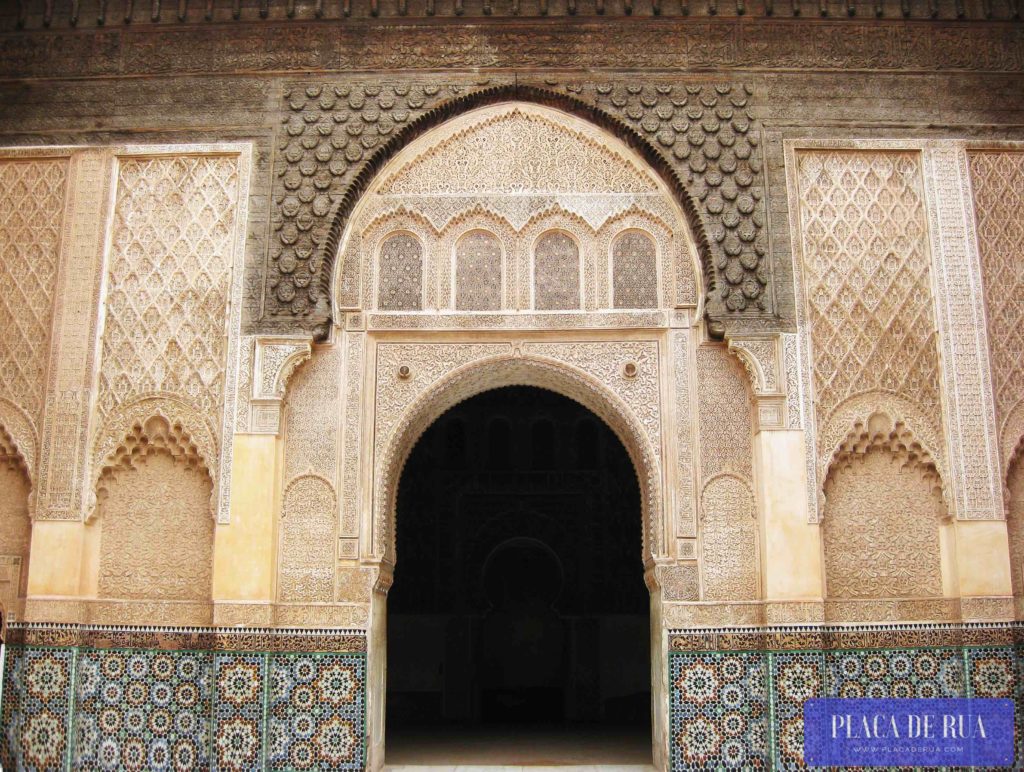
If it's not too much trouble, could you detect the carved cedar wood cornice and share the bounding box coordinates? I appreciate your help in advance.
[3,0,1021,26]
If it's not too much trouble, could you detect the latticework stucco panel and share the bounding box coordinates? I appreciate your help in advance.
[0,157,68,466]
[358,211,434,311]
[435,212,517,311]
[968,150,1024,481]
[519,211,591,311]
[593,210,674,310]
[789,147,945,518]
[98,155,241,423]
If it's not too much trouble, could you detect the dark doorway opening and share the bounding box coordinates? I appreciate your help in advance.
[386,386,651,765]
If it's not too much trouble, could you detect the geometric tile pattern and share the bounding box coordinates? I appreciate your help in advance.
[669,651,769,769]
[72,648,213,770]
[0,636,1015,771]
[671,642,1022,770]
[267,654,366,771]
[0,647,75,772]
[213,653,265,772]
[0,645,366,772]
[769,649,823,772]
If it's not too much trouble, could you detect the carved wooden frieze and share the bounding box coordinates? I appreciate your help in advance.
[0,21,1021,80]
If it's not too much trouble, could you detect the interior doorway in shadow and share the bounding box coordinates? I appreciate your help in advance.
[386,386,651,765]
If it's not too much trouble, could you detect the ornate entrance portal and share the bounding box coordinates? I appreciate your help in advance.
[386,386,651,764]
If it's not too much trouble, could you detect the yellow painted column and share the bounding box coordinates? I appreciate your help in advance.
[753,429,824,601]
[26,520,86,597]
[212,434,281,603]
[952,520,1012,597]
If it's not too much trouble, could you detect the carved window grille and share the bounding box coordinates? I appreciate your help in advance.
[378,233,423,311]
[534,231,580,310]
[612,230,658,309]
[455,230,502,311]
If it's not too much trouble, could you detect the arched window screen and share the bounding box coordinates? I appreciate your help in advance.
[612,231,658,309]
[456,231,502,311]
[534,231,580,310]
[378,233,423,310]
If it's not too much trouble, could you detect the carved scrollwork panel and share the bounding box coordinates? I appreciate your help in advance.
[278,474,337,603]
[822,447,945,600]
[700,474,759,602]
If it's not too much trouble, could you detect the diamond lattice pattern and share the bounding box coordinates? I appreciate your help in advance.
[797,151,940,425]
[0,160,67,426]
[98,156,239,421]
[969,152,1024,432]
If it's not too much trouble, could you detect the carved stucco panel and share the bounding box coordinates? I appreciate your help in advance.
[0,157,68,479]
[671,331,697,540]
[968,150,1024,486]
[340,331,365,538]
[371,342,664,563]
[695,344,754,484]
[700,474,759,601]
[96,450,214,603]
[283,346,341,483]
[278,474,337,603]
[34,151,112,521]
[923,145,1003,520]
[823,449,944,600]
[789,146,945,518]
[378,107,658,195]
